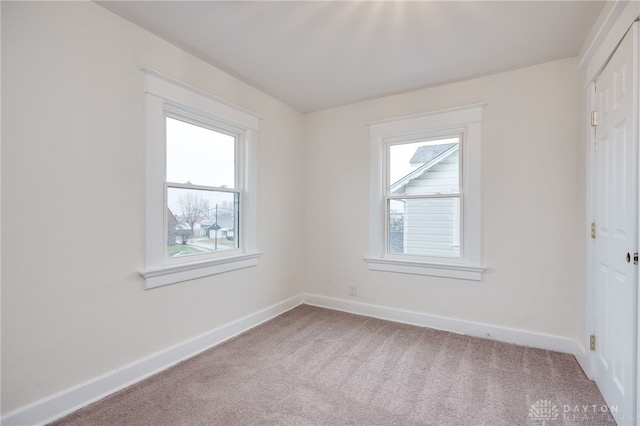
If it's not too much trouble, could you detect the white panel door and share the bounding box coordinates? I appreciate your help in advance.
[593,22,638,425]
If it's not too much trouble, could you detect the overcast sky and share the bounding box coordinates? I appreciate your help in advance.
[389,137,458,185]
[166,117,237,216]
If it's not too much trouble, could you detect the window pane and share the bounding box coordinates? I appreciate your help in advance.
[387,197,461,258]
[389,138,459,196]
[166,117,236,188]
[167,187,239,257]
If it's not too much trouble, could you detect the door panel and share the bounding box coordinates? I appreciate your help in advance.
[593,22,638,425]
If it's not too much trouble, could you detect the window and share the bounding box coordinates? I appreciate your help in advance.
[387,136,461,257]
[165,116,239,257]
[366,104,485,280]
[140,69,260,289]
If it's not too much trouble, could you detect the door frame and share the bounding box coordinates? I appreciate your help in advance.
[582,2,640,422]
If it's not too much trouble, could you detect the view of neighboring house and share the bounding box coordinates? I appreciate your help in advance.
[200,214,236,240]
[167,207,237,256]
[167,207,178,245]
[390,142,460,258]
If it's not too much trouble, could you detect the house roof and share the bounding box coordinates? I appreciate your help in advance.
[167,208,178,224]
[391,144,459,195]
[409,143,457,166]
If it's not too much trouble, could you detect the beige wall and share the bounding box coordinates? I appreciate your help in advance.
[304,58,581,339]
[1,2,306,413]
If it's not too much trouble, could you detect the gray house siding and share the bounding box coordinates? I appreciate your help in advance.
[403,151,460,257]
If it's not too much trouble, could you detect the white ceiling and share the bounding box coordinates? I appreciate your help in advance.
[98,1,605,113]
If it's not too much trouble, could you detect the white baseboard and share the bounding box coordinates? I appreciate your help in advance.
[303,293,585,362]
[573,340,592,379]
[1,295,304,426]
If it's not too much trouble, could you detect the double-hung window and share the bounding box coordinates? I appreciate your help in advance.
[366,104,485,281]
[386,135,462,257]
[140,69,260,289]
[165,114,240,256]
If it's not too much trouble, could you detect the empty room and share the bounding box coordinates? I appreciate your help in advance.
[3,1,640,425]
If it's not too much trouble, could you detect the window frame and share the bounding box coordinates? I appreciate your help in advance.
[384,132,463,259]
[365,103,486,281]
[140,69,261,289]
[164,111,242,262]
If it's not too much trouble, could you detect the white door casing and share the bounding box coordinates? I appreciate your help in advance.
[592,21,639,425]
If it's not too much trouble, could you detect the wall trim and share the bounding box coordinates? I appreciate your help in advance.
[577,0,639,85]
[303,293,584,363]
[0,295,304,426]
[573,341,591,380]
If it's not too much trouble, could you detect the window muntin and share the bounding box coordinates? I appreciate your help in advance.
[385,136,462,259]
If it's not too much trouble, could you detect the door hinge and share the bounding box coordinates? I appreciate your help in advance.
[590,334,596,351]
[590,222,596,239]
[591,111,598,126]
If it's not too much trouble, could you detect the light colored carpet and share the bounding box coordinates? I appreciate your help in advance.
[52,305,614,425]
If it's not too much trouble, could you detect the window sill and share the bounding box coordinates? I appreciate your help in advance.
[140,252,262,289]
[364,257,485,281]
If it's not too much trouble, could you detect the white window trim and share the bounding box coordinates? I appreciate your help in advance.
[140,68,261,289]
[365,103,486,281]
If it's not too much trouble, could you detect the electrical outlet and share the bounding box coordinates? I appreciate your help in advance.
[349,285,357,297]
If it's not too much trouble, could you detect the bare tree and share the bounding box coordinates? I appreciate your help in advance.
[178,193,209,239]
[175,228,190,245]
[389,210,404,231]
